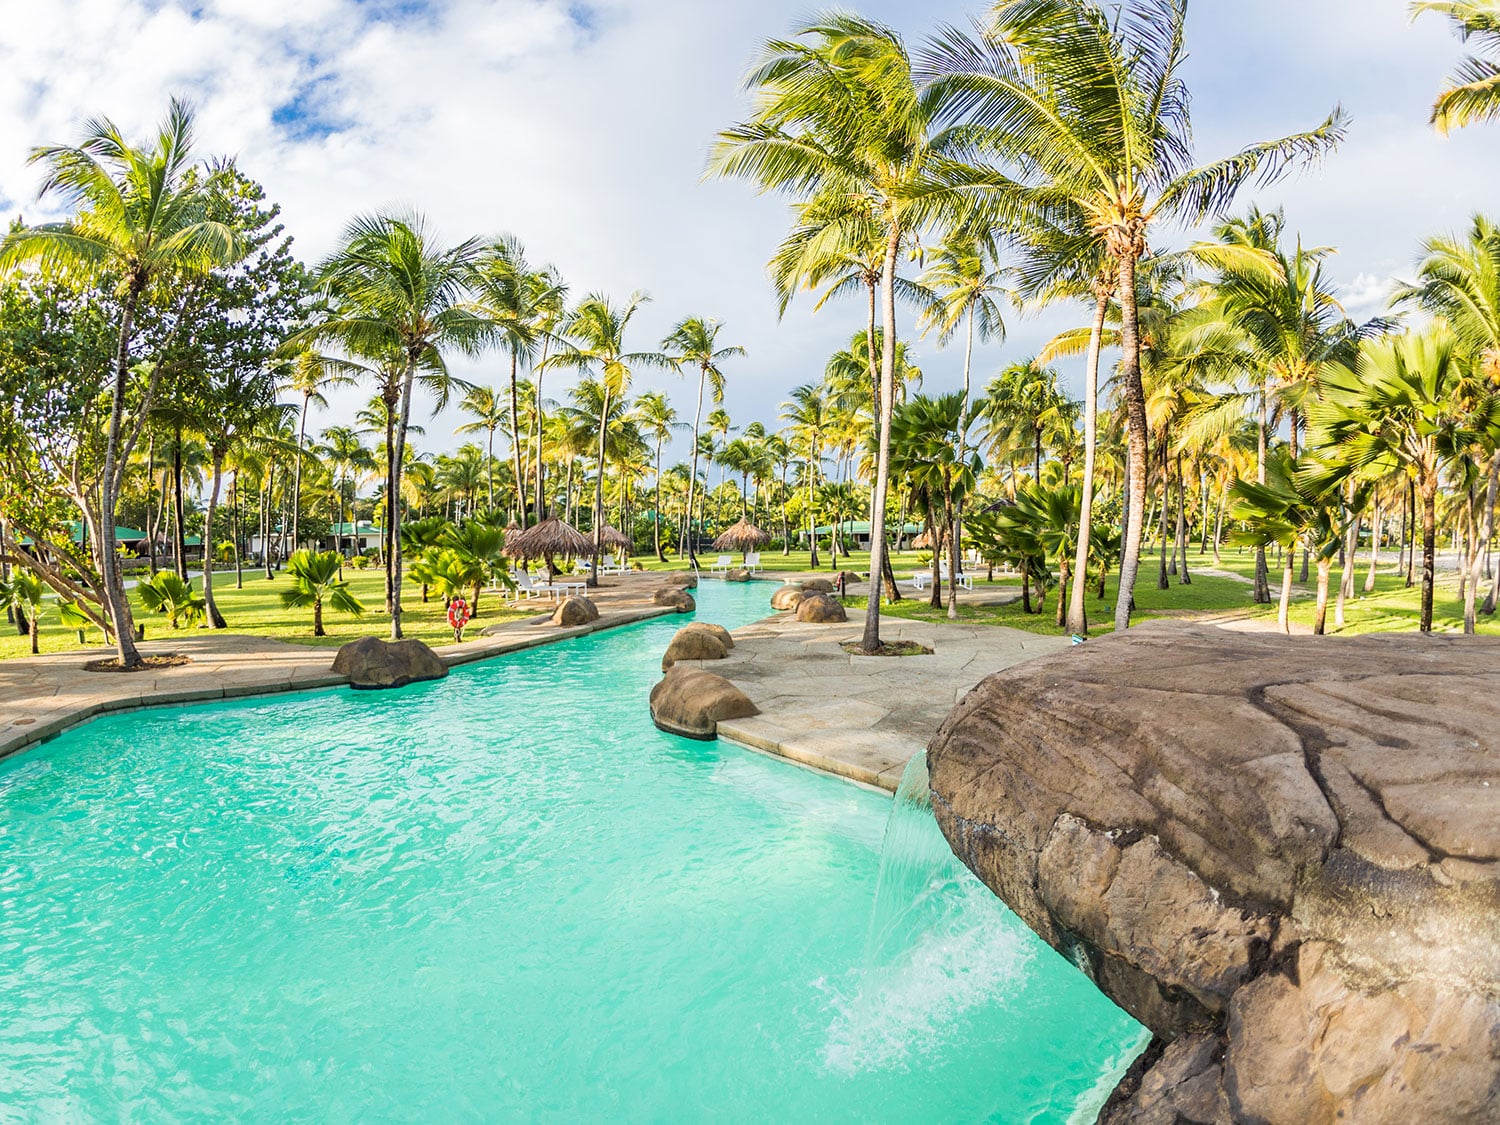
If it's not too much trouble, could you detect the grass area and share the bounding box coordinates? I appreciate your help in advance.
[0,569,534,661]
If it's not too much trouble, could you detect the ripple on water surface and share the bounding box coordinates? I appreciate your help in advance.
[0,581,1143,1121]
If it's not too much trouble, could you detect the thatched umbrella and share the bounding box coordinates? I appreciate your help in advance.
[912,529,933,550]
[505,517,592,573]
[713,518,770,562]
[598,523,632,553]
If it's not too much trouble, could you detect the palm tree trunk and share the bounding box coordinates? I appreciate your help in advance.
[1213,477,1226,566]
[486,425,496,518]
[510,353,528,528]
[1253,378,1271,604]
[292,393,309,553]
[1465,451,1499,633]
[264,460,276,580]
[861,226,900,652]
[97,280,146,667]
[589,384,610,589]
[533,338,550,520]
[1420,474,1438,632]
[1314,557,1332,635]
[1113,251,1150,633]
[390,357,418,639]
[1175,453,1190,585]
[944,478,959,620]
[685,368,708,569]
[1157,439,1171,590]
[1068,285,1109,635]
[173,426,188,582]
[202,453,227,628]
[1364,493,1381,594]
[654,439,666,561]
[1406,479,1418,588]
[233,475,244,589]
[1278,555,1294,633]
[314,596,324,637]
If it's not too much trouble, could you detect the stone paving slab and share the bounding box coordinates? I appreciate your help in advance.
[710,610,1071,793]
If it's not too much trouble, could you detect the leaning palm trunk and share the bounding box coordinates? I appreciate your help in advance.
[1253,379,1271,604]
[1113,251,1150,633]
[861,229,900,652]
[1067,286,1110,635]
[202,455,227,629]
[1314,556,1332,635]
[96,280,147,666]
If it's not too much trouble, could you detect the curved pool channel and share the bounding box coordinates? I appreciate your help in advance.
[0,580,1144,1121]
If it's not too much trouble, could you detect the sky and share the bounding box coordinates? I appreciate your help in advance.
[0,0,1494,467]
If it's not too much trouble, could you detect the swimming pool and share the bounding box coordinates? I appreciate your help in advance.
[0,580,1143,1121]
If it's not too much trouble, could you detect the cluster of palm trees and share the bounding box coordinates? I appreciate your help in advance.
[7,1,1500,665]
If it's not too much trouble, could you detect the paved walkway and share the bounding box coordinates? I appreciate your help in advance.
[0,572,679,762]
[708,611,1070,792]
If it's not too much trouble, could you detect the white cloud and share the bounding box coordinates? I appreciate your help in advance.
[2,0,1498,464]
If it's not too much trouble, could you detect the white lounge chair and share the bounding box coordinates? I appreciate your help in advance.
[939,561,974,591]
[708,554,734,573]
[540,570,586,597]
[513,571,558,601]
[744,551,763,574]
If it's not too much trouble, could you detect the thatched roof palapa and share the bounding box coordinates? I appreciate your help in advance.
[911,529,933,550]
[597,523,632,552]
[504,517,594,562]
[713,518,771,555]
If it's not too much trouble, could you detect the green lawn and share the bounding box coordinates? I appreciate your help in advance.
[0,569,535,661]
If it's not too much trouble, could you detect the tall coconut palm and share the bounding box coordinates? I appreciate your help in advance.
[661,317,745,567]
[634,390,686,560]
[296,211,486,638]
[546,293,663,584]
[282,349,356,553]
[0,98,242,667]
[711,13,977,652]
[1413,2,1500,133]
[468,237,566,528]
[455,385,508,517]
[529,273,570,520]
[781,383,830,568]
[925,0,1346,633]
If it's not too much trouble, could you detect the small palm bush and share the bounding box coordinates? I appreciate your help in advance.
[281,549,365,637]
[138,571,206,630]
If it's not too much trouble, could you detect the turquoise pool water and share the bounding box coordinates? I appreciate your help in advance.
[0,581,1144,1121]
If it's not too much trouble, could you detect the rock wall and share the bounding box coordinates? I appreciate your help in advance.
[927,621,1500,1123]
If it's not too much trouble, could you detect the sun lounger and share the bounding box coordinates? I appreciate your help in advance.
[708,554,734,573]
[744,551,763,574]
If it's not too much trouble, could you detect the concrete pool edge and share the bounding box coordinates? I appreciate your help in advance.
[0,601,686,764]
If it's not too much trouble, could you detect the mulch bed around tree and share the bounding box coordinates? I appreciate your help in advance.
[83,654,192,673]
[840,641,934,658]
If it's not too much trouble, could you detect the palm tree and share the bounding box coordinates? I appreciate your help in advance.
[925,0,1346,633]
[281,548,365,637]
[781,383,829,567]
[1230,450,1347,634]
[0,98,242,667]
[634,390,686,560]
[468,237,566,527]
[455,385,508,517]
[282,349,356,553]
[138,570,207,630]
[1309,325,1499,632]
[660,317,745,567]
[0,571,45,654]
[529,274,570,520]
[1395,213,1500,614]
[547,292,662,585]
[297,211,486,638]
[711,13,974,652]
[1413,1,1500,132]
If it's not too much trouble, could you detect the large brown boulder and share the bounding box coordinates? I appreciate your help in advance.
[551,596,599,627]
[649,666,759,739]
[653,587,696,613]
[331,636,448,690]
[664,571,698,589]
[927,622,1500,1123]
[794,592,846,623]
[801,577,835,594]
[770,584,805,611]
[680,621,733,649]
[724,568,753,583]
[661,627,729,670]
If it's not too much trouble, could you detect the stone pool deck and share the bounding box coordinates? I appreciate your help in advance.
[0,572,684,762]
[705,613,1071,792]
